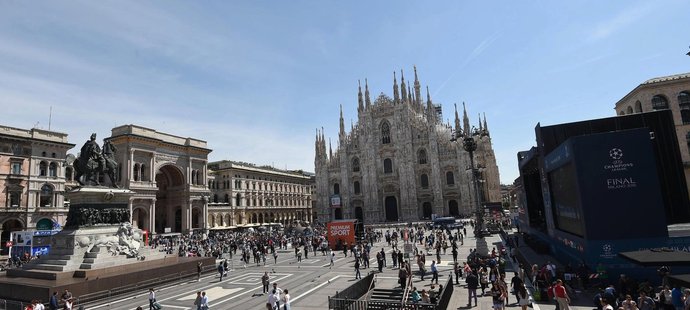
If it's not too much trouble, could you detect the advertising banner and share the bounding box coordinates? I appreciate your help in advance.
[327,220,355,249]
[330,195,341,208]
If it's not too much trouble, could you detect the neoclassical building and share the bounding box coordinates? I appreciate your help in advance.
[107,125,211,235]
[207,161,313,229]
[315,67,501,224]
[0,125,75,251]
[614,72,690,198]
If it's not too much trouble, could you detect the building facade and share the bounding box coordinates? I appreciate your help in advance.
[106,125,211,235]
[614,72,690,197]
[0,125,75,248]
[207,161,313,229]
[315,67,501,224]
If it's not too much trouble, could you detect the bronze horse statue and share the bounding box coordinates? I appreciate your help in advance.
[73,133,119,188]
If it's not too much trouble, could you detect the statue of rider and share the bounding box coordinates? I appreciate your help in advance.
[81,133,105,173]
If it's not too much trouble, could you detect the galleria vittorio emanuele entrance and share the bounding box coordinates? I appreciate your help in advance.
[109,125,210,236]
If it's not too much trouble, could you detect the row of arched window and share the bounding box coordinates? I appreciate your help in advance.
[620,92,690,124]
[211,192,308,207]
[332,171,455,195]
[133,163,147,181]
[190,169,202,185]
[350,149,431,174]
[209,178,307,193]
[38,161,58,177]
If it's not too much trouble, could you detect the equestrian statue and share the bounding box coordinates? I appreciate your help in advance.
[73,133,119,188]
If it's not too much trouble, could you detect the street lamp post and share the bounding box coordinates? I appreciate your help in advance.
[451,128,489,257]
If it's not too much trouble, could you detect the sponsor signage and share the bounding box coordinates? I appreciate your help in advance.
[330,195,341,208]
[326,220,356,248]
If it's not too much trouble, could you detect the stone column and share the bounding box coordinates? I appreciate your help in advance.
[202,198,208,229]
[128,197,134,223]
[128,149,134,184]
[150,199,156,234]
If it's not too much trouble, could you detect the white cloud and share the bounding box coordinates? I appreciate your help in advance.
[588,3,653,41]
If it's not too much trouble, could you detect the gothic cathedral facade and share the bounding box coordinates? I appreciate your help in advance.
[314,67,501,224]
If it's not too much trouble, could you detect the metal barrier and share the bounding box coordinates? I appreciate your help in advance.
[328,273,376,310]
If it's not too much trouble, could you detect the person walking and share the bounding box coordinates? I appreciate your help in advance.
[466,271,479,307]
[282,289,291,310]
[517,284,530,310]
[354,258,361,279]
[273,250,278,264]
[197,261,203,282]
[200,291,209,310]
[268,290,279,310]
[398,262,409,288]
[430,260,439,284]
[218,262,225,281]
[262,272,270,294]
[148,288,156,310]
[194,291,202,310]
[554,279,570,310]
[329,250,335,269]
[49,292,59,310]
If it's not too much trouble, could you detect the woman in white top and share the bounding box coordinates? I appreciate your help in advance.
[268,290,278,310]
[282,289,291,310]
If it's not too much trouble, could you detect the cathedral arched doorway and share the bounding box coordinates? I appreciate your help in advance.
[422,202,432,219]
[385,196,399,222]
[354,206,364,223]
[449,200,459,217]
[155,164,186,234]
[334,208,343,220]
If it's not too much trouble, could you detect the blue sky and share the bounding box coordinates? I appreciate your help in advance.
[1,1,689,184]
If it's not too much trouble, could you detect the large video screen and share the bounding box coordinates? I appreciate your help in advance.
[548,162,585,237]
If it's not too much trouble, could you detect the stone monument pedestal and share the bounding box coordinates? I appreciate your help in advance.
[0,187,210,302]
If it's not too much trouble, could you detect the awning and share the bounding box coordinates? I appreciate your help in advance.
[618,249,690,266]
[668,274,690,288]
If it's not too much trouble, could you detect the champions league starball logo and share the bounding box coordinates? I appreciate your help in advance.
[600,243,616,259]
[609,148,623,160]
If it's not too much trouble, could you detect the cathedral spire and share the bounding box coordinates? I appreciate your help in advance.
[483,113,489,132]
[393,72,400,104]
[364,79,371,108]
[462,102,470,134]
[400,69,407,103]
[328,138,333,159]
[426,86,435,122]
[454,103,461,134]
[339,104,345,137]
[478,113,483,131]
[357,80,364,113]
[408,84,413,105]
[414,65,422,106]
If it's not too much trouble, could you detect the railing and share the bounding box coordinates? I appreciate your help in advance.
[329,273,376,310]
[78,264,216,306]
[436,276,453,310]
[401,272,414,305]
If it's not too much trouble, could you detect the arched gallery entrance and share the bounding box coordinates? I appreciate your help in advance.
[155,164,186,234]
[354,206,364,223]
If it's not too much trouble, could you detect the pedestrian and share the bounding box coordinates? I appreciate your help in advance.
[282,289,291,310]
[197,261,203,282]
[61,289,72,305]
[554,279,570,310]
[273,250,278,264]
[262,271,270,293]
[148,288,156,310]
[466,272,479,307]
[517,284,530,310]
[200,291,209,310]
[49,292,59,310]
[268,289,279,310]
[194,291,202,310]
[398,262,408,288]
[454,262,461,284]
[354,258,361,279]
[218,262,225,281]
[330,251,335,269]
[430,260,439,284]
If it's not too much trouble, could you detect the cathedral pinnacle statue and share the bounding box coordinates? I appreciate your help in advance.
[74,133,119,187]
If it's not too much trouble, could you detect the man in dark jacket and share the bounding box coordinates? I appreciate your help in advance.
[466,272,479,307]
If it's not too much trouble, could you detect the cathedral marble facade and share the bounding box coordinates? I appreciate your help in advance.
[314,67,501,224]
